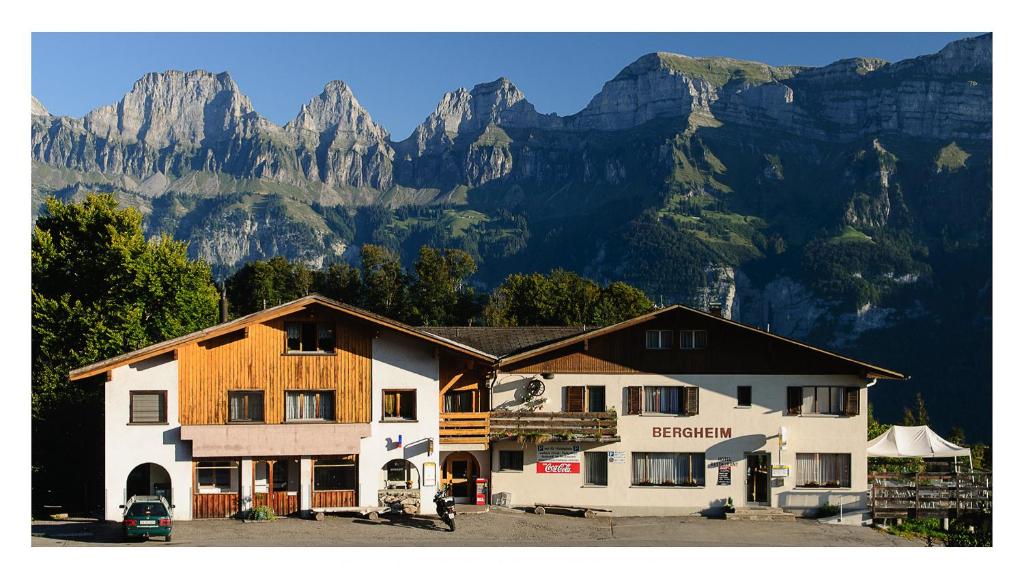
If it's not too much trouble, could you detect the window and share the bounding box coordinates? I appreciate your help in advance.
[680,330,708,350]
[228,391,264,422]
[383,390,417,421]
[385,459,417,488]
[443,390,475,412]
[737,386,752,407]
[645,330,672,350]
[498,450,524,471]
[584,452,608,486]
[564,385,606,412]
[285,391,334,421]
[796,453,851,488]
[197,460,238,489]
[284,321,335,353]
[787,386,859,416]
[625,386,698,415]
[129,391,167,424]
[314,456,356,490]
[632,453,705,487]
[272,462,289,491]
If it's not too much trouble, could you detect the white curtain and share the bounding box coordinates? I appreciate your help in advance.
[632,453,704,485]
[645,387,680,414]
[585,453,608,486]
[796,453,850,487]
[802,387,816,414]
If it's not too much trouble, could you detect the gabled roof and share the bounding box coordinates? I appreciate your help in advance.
[421,326,587,357]
[495,304,905,379]
[68,294,495,381]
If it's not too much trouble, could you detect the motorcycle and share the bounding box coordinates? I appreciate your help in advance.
[433,484,456,532]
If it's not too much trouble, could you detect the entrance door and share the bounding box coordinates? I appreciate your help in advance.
[443,453,478,503]
[746,453,771,505]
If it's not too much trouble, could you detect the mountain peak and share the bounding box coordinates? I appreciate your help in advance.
[31,96,50,117]
[286,80,387,140]
[83,68,256,146]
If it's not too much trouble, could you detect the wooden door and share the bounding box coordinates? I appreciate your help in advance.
[746,453,770,504]
[443,452,479,503]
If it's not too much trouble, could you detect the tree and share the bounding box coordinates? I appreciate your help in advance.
[484,270,654,327]
[32,194,219,510]
[410,246,479,325]
[226,256,313,316]
[902,392,930,426]
[315,262,363,306]
[360,244,411,321]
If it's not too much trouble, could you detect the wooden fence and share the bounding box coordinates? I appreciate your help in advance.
[439,412,491,444]
[870,472,992,519]
[489,410,618,442]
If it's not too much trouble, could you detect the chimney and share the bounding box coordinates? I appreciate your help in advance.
[709,302,723,318]
[219,282,229,323]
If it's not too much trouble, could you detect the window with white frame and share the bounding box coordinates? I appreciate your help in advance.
[680,329,707,350]
[796,453,851,488]
[197,460,238,490]
[645,330,672,350]
[631,452,705,487]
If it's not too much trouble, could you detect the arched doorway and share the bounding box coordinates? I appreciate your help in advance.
[126,463,172,504]
[443,452,479,504]
[379,459,421,514]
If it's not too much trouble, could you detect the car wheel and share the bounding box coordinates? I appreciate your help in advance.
[165,535,172,542]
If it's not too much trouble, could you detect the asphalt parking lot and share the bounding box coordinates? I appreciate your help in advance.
[31,510,924,547]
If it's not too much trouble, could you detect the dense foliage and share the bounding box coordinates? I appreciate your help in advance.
[32,194,219,511]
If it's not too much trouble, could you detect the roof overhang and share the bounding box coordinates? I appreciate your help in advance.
[69,294,495,381]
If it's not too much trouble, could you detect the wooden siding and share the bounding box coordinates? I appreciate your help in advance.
[503,308,869,376]
[311,490,356,508]
[192,493,239,519]
[439,355,490,411]
[253,492,299,516]
[178,305,372,424]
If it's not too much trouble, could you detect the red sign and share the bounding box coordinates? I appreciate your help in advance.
[536,461,581,474]
[536,444,581,474]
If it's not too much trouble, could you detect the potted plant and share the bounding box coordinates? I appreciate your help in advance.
[723,497,736,514]
[661,480,676,487]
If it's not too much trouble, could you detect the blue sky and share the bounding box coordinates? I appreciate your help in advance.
[32,32,978,140]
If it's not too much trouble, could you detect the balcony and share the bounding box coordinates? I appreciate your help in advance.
[439,412,491,444]
[488,410,619,443]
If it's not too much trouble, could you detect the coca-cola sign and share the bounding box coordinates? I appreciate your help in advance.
[536,443,581,474]
[537,461,581,474]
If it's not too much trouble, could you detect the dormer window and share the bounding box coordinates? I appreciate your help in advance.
[285,321,335,353]
[680,330,707,350]
[645,330,672,350]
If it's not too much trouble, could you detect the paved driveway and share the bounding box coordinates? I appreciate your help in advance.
[31,511,924,547]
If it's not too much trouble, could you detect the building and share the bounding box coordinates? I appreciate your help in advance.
[70,296,902,521]
[425,305,904,516]
[69,295,494,521]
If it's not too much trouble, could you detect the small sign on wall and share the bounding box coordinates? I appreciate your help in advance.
[714,457,733,486]
[607,451,627,464]
[423,462,437,487]
[771,465,790,478]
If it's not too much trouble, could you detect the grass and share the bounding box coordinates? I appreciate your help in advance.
[656,54,800,87]
[829,226,874,244]
[885,518,947,542]
[935,142,970,172]
[472,125,513,147]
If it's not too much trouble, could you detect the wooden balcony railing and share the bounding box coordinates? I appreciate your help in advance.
[488,410,619,443]
[439,412,491,444]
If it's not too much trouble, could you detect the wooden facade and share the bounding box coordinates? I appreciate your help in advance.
[439,355,490,412]
[311,490,357,508]
[501,307,882,376]
[177,305,373,425]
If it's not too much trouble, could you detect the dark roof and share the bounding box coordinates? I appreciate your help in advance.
[421,326,587,357]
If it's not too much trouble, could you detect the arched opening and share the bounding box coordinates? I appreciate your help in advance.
[442,452,480,503]
[125,462,172,504]
[381,459,420,490]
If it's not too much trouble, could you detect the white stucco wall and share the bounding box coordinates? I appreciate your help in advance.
[358,330,441,514]
[488,372,868,516]
[103,354,193,521]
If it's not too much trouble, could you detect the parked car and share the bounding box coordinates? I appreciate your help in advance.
[119,495,174,542]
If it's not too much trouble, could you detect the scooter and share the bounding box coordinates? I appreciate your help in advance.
[433,484,456,532]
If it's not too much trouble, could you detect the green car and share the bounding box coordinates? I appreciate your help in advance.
[120,495,174,542]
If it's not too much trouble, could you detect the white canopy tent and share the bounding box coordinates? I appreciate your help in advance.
[866,425,972,470]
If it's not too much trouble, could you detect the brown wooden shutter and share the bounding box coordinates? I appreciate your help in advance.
[626,386,642,415]
[565,386,585,413]
[787,386,802,415]
[845,387,860,416]
[684,387,699,416]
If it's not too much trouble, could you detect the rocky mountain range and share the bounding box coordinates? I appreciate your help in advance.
[31,34,992,439]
